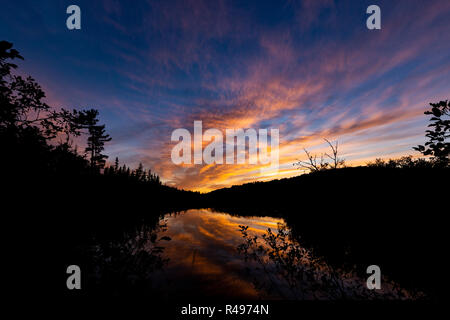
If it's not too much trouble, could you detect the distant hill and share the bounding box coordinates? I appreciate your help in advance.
[205,165,449,212]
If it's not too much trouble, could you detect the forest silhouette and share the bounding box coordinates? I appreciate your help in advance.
[2,41,448,301]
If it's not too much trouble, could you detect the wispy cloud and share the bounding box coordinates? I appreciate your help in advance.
[2,0,449,191]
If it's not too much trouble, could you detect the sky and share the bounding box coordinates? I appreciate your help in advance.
[1,0,449,192]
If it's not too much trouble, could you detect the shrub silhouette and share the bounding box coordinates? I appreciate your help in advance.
[366,155,432,169]
[414,100,450,166]
[237,223,422,300]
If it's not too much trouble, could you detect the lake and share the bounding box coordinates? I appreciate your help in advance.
[90,208,418,300]
[146,208,285,299]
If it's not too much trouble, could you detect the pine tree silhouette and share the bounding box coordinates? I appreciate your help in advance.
[86,123,112,170]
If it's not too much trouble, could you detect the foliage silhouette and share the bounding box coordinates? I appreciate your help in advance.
[1,41,201,298]
[366,155,432,169]
[414,100,450,166]
[87,220,171,296]
[87,124,111,169]
[0,40,194,199]
[237,223,422,300]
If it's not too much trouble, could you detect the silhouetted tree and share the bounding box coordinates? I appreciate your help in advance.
[324,139,345,169]
[366,156,432,169]
[135,162,144,180]
[0,40,56,136]
[294,139,345,172]
[1,40,104,149]
[295,148,328,172]
[114,157,119,172]
[86,122,111,170]
[414,100,450,166]
[1,40,25,128]
[0,41,105,179]
[148,169,161,185]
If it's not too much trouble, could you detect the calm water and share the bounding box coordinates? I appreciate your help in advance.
[147,208,285,299]
[91,208,418,299]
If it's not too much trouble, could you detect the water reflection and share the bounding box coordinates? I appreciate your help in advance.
[236,223,421,300]
[148,208,285,299]
[89,208,422,300]
[88,221,171,296]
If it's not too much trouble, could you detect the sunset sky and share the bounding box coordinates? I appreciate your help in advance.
[1,0,449,192]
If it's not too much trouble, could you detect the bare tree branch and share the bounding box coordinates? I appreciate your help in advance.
[294,139,345,172]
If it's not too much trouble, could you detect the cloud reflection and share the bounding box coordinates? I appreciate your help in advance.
[149,209,284,299]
